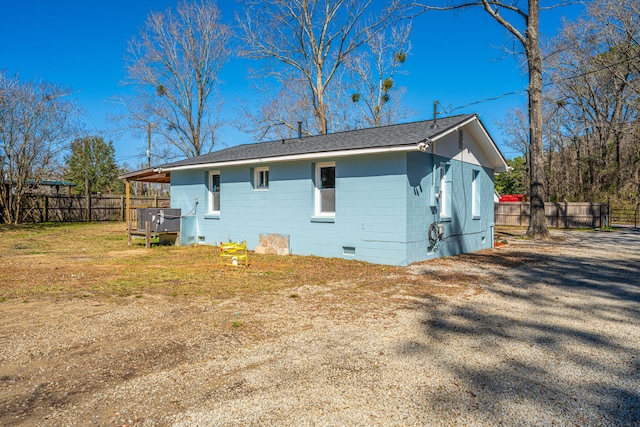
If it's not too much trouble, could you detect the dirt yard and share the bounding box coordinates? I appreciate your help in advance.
[0,223,638,426]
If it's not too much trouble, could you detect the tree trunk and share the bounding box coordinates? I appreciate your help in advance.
[315,69,329,135]
[524,0,550,239]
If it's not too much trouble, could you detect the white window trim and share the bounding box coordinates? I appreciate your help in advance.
[472,169,481,219]
[254,166,269,190]
[208,170,220,214]
[440,164,452,220]
[314,161,336,217]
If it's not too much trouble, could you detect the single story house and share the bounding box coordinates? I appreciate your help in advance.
[122,114,508,266]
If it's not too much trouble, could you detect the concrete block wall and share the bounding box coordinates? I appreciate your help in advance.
[403,152,495,264]
[405,151,437,264]
[171,152,410,265]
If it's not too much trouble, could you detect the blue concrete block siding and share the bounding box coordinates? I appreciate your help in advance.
[170,150,495,266]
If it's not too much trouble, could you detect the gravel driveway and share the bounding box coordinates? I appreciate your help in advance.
[1,229,638,426]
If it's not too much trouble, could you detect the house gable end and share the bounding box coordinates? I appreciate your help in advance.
[429,118,507,173]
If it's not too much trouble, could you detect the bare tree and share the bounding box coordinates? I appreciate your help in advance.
[124,0,232,159]
[545,0,639,202]
[588,0,640,97]
[497,106,529,158]
[235,73,317,141]
[412,0,550,238]
[0,73,78,224]
[238,0,406,136]
[346,23,413,127]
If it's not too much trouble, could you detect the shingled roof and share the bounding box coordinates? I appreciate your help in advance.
[120,114,507,182]
[158,114,477,170]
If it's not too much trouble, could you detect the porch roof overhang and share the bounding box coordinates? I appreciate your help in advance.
[119,168,171,227]
[119,168,170,184]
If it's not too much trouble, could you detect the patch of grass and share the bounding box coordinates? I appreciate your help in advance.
[0,221,477,302]
[104,235,128,241]
[105,279,145,297]
[231,321,243,328]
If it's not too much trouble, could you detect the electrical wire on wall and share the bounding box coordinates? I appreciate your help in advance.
[157,197,198,219]
[359,226,429,245]
[442,137,489,243]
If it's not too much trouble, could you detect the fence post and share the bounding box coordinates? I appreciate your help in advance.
[154,195,158,208]
[43,195,49,222]
[519,202,524,226]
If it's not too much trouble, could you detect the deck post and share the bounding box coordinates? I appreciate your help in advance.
[125,180,131,226]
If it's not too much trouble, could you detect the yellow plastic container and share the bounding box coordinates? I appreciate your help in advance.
[219,241,248,266]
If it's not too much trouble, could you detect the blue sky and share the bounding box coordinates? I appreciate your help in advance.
[0,1,585,167]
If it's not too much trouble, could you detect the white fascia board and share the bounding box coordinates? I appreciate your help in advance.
[470,119,509,173]
[160,145,417,172]
[428,115,478,143]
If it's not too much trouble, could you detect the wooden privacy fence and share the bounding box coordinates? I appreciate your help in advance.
[494,202,608,228]
[11,194,170,223]
[609,205,640,227]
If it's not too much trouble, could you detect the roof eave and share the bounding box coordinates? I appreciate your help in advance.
[467,117,509,173]
[158,144,420,173]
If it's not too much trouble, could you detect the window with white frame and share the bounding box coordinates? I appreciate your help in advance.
[315,162,335,216]
[254,167,269,190]
[439,163,451,220]
[471,169,481,218]
[209,171,220,214]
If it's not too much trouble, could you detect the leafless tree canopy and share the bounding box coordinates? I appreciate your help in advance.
[0,73,79,224]
[237,0,407,139]
[235,74,317,141]
[125,0,232,159]
[497,106,530,159]
[542,0,640,205]
[345,23,413,128]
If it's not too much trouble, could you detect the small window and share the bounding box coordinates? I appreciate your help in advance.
[209,171,220,214]
[254,167,269,190]
[315,162,335,216]
[342,246,356,255]
[472,169,481,218]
